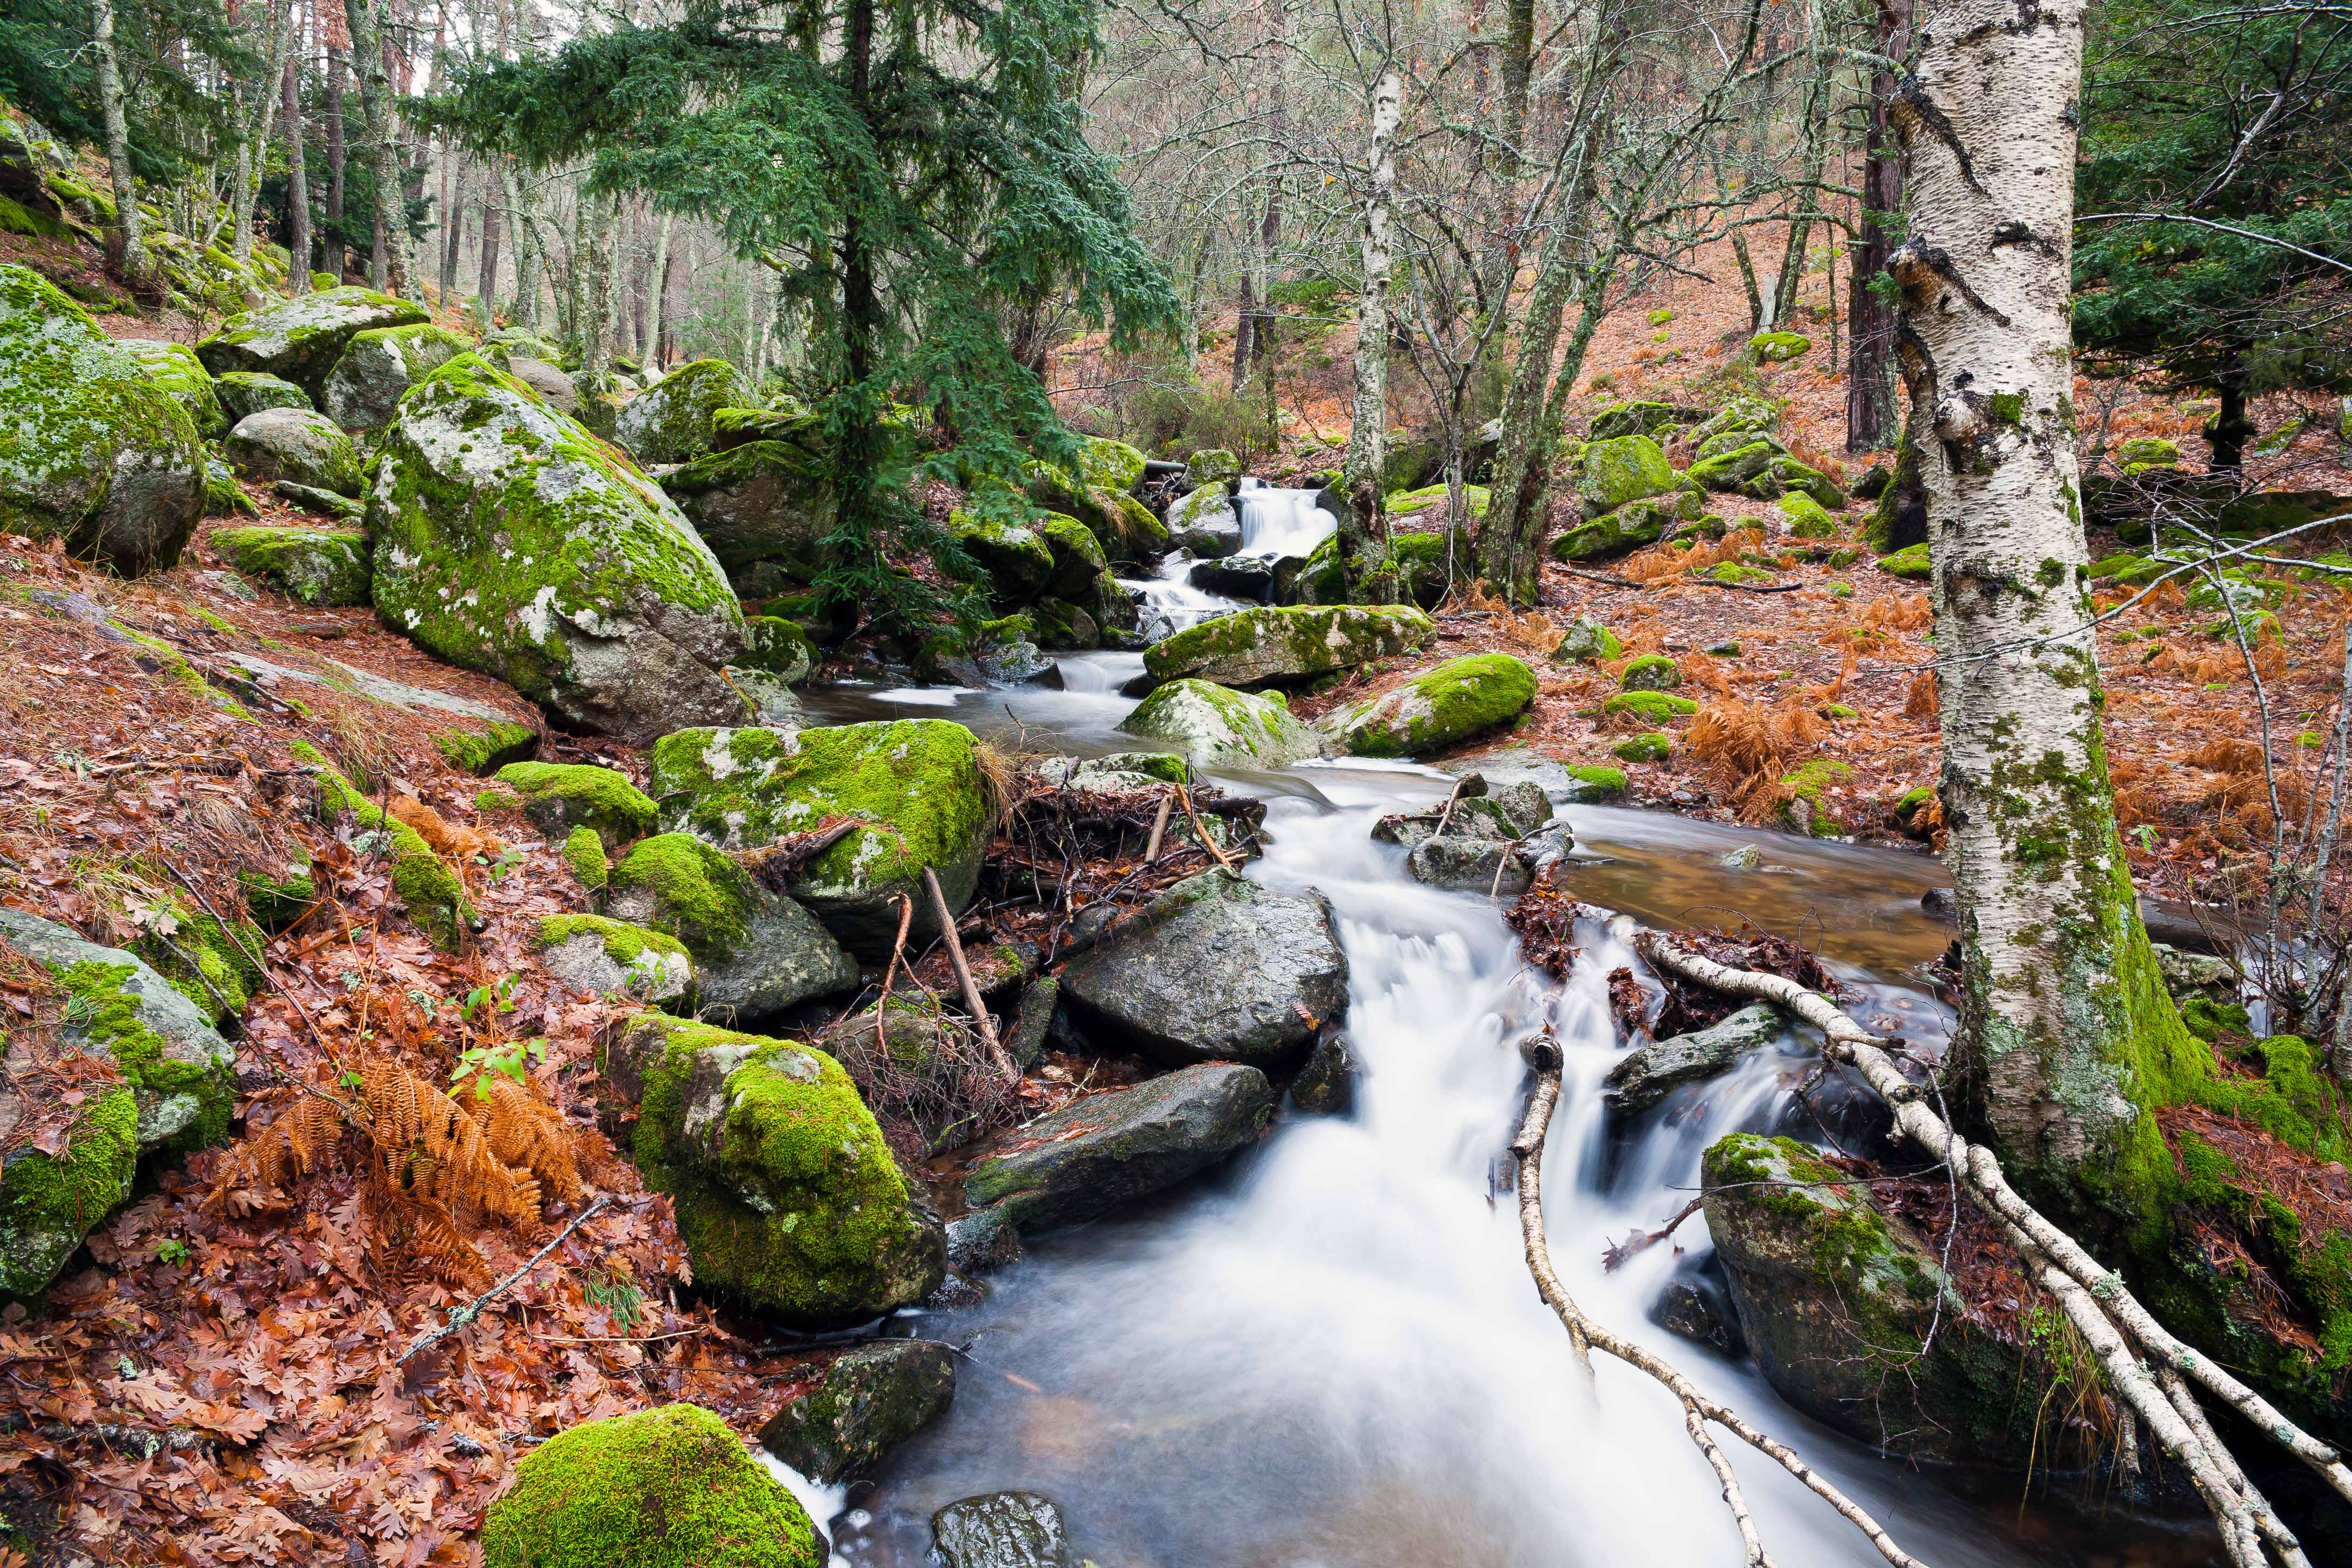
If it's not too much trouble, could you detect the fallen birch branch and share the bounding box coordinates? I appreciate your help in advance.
[397,1197,609,1364]
[1635,929,2349,1568]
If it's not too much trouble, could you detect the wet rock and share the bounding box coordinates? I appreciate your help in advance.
[945,1205,1024,1273]
[1142,603,1434,688]
[964,1062,1276,1230]
[1117,678,1323,769]
[1602,1003,1784,1115]
[607,834,857,1023]
[1166,482,1242,557]
[759,1340,957,1485]
[1406,838,1532,895]
[1005,977,1058,1068]
[1720,844,1762,871]
[1290,1030,1355,1115]
[1058,870,1346,1067]
[932,1492,1072,1568]
[1651,1255,1746,1357]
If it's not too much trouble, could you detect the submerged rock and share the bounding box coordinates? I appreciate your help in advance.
[1059,870,1346,1067]
[965,1062,1276,1230]
[646,720,990,959]
[611,1013,944,1325]
[607,834,856,1023]
[1142,603,1434,688]
[1325,653,1537,758]
[1290,1030,1356,1115]
[1602,1003,1785,1114]
[0,265,205,576]
[932,1492,1072,1568]
[1117,678,1323,769]
[195,285,429,400]
[367,354,746,742]
[481,1403,822,1568]
[759,1339,957,1485]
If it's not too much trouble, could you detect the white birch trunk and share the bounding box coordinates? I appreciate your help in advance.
[1339,66,1402,594]
[1896,0,2168,1195]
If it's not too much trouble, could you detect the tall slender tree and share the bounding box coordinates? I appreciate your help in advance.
[1339,57,1403,600]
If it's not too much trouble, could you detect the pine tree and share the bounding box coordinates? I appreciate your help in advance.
[438,0,1179,633]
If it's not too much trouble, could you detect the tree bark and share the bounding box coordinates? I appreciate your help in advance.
[283,48,311,289]
[232,0,293,267]
[89,0,146,285]
[476,181,502,314]
[645,213,675,366]
[1846,0,1910,451]
[1895,0,2174,1201]
[1232,1,1287,393]
[347,0,411,293]
[324,46,348,277]
[1340,65,1404,600]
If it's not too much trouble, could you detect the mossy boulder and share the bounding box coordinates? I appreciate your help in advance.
[1550,614,1622,663]
[759,1339,957,1485]
[212,525,370,606]
[612,1014,944,1324]
[1563,763,1627,798]
[739,615,817,685]
[0,907,237,1172]
[481,1403,822,1568]
[1620,654,1681,691]
[533,913,696,1010]
[1602,690,1697,722]
[483,760,658,847]
[1325,653,1536,758]
[1186,447,1240,485]
[617,359,758,464]
[297,741,479,948]
[1024,464,1163,562]
[1386,482,1489,520]
[1612,731,1670,762]
[1779,758,1854,836]
[1574,434,1678,519]
[1142,603,1434,688]
[1117,678,1322,768]
[194,285,429,401]
[1703,1133,2050,1465]
[320,322,471,430]
[948,510,1056,602]
[1777,490,1839,538]
[607,833,857,1022]
[562,825,609,891]
[1294,530,1448,609]
[0,265,204,576]
[1165,482,1242,557]
[1748,331,1811,363]
[1074,435,1147,492]
[116,337,227,438]
[214,369,311,421]
[1588,400,1683,440]
[1036,513,1110,598]
[1685,439,1781,493]
[1691,396,1780,445]
[0,1081,137,1298]
[1550,495,1682,564]
[1877,542,1932,580]
[645,721,989,960]
[224,408,363,498]
[660,439,835,585]
[965,1061,1277,1231]
[368,354,746,743]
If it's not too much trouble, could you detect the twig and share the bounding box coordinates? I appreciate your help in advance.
[874,893,913,1056]
[396,1197,609,1364]
[1177,785,1238,870]
[1142,793,1173,864]
[922,867,1018,1084]
[1432,775,1474,838]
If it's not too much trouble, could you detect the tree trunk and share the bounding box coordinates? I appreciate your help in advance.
[325,47,348,277]
[1846,0,1909,452]
[477,183,502,316]
[439,151,462,302]
[1895,0,2173,1201]
[348,0,410,293]
[1340,65,1404,601]
[1251,0,1286,380]
[2206,367,2256,470]
[1474,0,1538,323]
[1733,230,1766,330]
[644,213,675,367]
[232,0,293,267]
[282,49,310,291]
[90,0,146,284]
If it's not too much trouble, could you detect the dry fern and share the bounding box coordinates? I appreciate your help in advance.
[1903,669,1940,721]
[2189,737,2267,775]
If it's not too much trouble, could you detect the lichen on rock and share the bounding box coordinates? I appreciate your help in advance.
[606,832,857,1019]
[615,359,757,464]
[533,913,695,1009]
[115,337,227,438]
[1143,604,1434,687]
[224,408,364,498]
[195,285,429,400]
[212,525,370,606]
[320,322,471,430]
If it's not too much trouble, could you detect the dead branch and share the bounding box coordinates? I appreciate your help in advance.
[395,1196,608,1364]
[1602,1197,1705,1271]
[922,866,1018,1084]
[1636,929,2351,1567]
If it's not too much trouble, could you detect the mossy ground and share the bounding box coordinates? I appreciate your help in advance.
[293,740,477,949]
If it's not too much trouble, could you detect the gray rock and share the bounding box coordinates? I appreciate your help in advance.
[1117,679,1323,770]
[1370,794,1520,850]
[1006,977,1058,1067]
[194,285,429,399]
[503,356,579,414]
[1059,871,1346,1067]
[945,1205,1024,1273]
[1601,1003,1784,1114]
[758,1339,957,1484]
[610,867,855,1026]
[1290,1030,1355,1115]
[1651,1264,1746,1357]
[225,408,364,498]
[933,1492,1071,1568]
[214,370,311,421]
[320,323,468,429]
[1720,844,1762,871]
[1406,838,1533,895]
[2154,942,2237,1005]
[1165,482,1242,557]
[1490,779,1553,835]
[661,440,835,585]
[537,925,696,1011]
[964,1062,1276,1230]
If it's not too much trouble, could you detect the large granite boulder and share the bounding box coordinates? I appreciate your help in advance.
[116,337,227,438]
[661,440,835,586]
[194,284,429,401]
[533,913,697,1011]
[933,1493,1072,1568]
[1058,870,1346,1067]
[607,834,857,1023]
[646,721,990,959]
[1602,1003,1784,1114]
[1142,603,1433,687]
[482,1403,822,1568]
[367,354,746,742]
[212,524,370,606]
[611,1013,944,1325]
[964,1062,1276,1230]
[225,407,364,496]
[320,321,471,429]
[214,370,311,421]
[617,358,757,464]
[0,266,204,576]
[1324,653,1536,758]
[1117,678,1323,768]
[1165,482,1242,557]
[1575,434,1679,519]
[759,1339,957,1484]
[0,908,238,1294]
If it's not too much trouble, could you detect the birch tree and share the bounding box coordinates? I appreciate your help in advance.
[1338,59,1402,600]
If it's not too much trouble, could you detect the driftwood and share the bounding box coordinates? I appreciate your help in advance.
[1635,928,2350,1568]
[922,866,1019,1084]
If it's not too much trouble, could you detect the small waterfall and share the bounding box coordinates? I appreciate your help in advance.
[1124,552,1247,643]
[1234,479,1336,562]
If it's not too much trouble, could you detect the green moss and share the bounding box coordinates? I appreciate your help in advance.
[1564,764,1627,796]
[489,761,657,847]
[1385,482,1491,519]
[1777,491,1839,538]
[431,719,538,776]
[1613,731,1671,762]
[626,1017,939,1323]
[607,834,754,958]
[130,901,265,1026]
[535,913,686,968]
[238,862,317,929]
[1778,758,1854,835]
[1878,542,1933,580]
[481,1404,820,1568]
[212,526,370,606]
[1575,435,1679,517]
[563,825,609,891]
[1748,331,1811,363]
[1327,653,1538,758]
[1144,603,1434,685]
[1601,690,1698,722]
[1619,654,1680,691]
[293,740,477,948]
[54,961,233,1151]
[0,1086,139,1297]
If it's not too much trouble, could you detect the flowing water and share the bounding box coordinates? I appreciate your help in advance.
[797,616,2220,1567]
